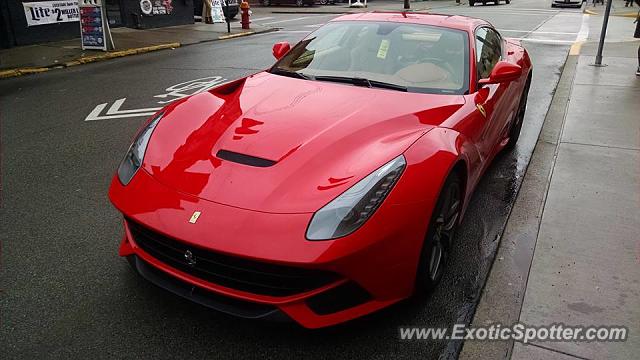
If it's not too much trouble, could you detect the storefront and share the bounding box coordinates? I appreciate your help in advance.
[1,0,194,48]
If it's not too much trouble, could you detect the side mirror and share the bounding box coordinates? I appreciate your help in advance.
[478,61,522,85]
[272,42,291,60]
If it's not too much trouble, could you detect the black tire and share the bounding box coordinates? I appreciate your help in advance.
[416,172,462,292]
[482,1,487,5]
[263,0,270,6]
[296,0,304,6]
[505,77,531,150]
[469,0,475,5]
[505,0,510,3]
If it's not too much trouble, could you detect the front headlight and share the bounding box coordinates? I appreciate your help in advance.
[117,112,164,185]
[306,155,406,240]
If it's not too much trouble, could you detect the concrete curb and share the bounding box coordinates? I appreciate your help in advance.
[0,27,277,80]
[0,42,181,79]
[584,8,639,17]
[458,52,580,360]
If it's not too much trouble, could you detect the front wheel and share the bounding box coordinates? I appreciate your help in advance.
[416,172,462,292]
[469,0,475,5]
[296,0,304,6]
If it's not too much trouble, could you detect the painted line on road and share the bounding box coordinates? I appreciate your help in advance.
[455,10,558,16]
[277,30,312,33]
[262,14,334,26]
[250,17,275,21]
[491,7,562,12]
[498,29,578,35]
[508,38,575,44]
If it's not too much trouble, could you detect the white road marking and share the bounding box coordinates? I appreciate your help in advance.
[85,98,161,121]
[508,37,575,44]
[494,7,561,12]
[498,29,578,35]
[457,10,556,16]
[250,17,275,22]
[262,14,333,25]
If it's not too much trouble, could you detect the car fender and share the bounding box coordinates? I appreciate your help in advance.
[400,127,477,223]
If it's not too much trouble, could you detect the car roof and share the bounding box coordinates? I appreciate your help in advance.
[330,11,491,33]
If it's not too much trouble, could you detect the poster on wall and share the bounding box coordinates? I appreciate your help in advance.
[79,0,110,50]
[139,0,174,16]
[23,0,80,27]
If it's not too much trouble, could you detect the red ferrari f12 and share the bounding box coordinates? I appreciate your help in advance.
[109,12,532,328]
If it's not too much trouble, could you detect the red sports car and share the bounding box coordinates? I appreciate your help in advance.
[109,12,532,328]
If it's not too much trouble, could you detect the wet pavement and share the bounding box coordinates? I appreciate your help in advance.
[1,2,583,358]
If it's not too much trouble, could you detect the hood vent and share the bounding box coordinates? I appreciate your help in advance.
[216,150,277,168]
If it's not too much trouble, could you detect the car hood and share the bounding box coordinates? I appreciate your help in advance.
[142,72,465,213]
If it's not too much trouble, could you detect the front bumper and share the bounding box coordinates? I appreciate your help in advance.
[110,169,433,328]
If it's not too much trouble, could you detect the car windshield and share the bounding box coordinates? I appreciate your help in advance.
[270,21,470,95]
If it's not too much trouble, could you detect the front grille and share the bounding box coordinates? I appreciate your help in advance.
[130,255,284,319]
[127,219,340,297]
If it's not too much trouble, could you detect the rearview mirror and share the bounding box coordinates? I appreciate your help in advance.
[478,61,522,85]
[272,42,291,60]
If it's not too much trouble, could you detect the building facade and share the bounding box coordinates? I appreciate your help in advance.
[1,0,195,48]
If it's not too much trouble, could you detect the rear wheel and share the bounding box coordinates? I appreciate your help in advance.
[296,0,304,6]
[469,0,475,5]
[505,0,511,3]
[416,172,462,292]
[505,78,531,150]
[263,0,270,6]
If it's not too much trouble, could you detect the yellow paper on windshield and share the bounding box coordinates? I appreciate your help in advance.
[377,39,390,59]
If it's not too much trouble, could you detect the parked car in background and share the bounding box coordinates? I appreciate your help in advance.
[470,0,510,5]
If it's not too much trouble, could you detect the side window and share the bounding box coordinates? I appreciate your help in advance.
[475,27,502,80]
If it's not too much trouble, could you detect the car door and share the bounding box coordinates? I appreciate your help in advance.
[473,26,511,160]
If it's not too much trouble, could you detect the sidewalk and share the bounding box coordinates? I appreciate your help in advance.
[584,0,640,18]
[0,21,275,77]
[461,13,640,360]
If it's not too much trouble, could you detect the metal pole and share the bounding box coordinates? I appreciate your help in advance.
[594,0,613,65]
[404,0,410,9]
[225,0,231,33]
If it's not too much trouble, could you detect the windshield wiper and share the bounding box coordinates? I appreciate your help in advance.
[270,68,313,80]
[314,75,407,92]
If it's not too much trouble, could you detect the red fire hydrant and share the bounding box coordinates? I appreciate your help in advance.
[240,1,250,30]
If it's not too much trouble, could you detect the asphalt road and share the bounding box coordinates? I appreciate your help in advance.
[1,2,586,359]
